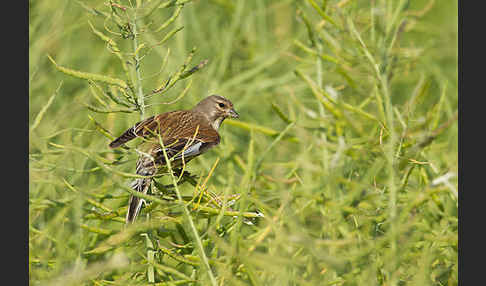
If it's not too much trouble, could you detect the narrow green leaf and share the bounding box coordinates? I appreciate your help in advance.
[306,0,338,27]
[431,81,448,130]
[294,69,342,118]
[80,224,114,235]
[296,8,316,46]
[294,39,340,64]
[180,59,209,79]
[155,5,183,32]
[87,115,115,141]
[30,81,62,132]
[154,26,184,48]
[271,102,292,124]
[83,103,135,114]
[153,46,195,93]
[151,261,193,281]
[48,55,128,89]
[141,234,155,283]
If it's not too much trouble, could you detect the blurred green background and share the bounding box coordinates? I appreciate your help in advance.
[29,0,457,285]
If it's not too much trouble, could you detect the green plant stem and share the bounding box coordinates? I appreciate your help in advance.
[131,13,145,119]
[157,135,218,286]
[316,42,325,117]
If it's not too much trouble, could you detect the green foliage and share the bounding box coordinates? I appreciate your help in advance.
[30,0,457,285]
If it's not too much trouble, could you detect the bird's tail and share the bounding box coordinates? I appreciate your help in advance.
[125,177,152,224]
[126,157,157,224]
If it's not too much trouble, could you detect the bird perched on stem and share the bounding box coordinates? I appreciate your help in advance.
[109,95,239,224]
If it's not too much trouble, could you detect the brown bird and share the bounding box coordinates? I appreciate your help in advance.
[109,95,239,224]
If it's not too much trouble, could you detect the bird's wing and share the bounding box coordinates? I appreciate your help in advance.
[109,111,182,148]
[111,110,220,160]
[149,112,220,162]
[109,111,221,149]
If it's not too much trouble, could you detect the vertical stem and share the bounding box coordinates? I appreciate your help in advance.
[383,66,399,286]
[131,6,152,284]
[316,42,325,117]
[371,0,375,43]
[158,135,218,286]
[131,12,145,119]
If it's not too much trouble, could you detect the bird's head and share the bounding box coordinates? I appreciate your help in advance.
[193,95,239,129]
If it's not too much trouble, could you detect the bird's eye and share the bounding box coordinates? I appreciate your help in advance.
[218,103,225,108]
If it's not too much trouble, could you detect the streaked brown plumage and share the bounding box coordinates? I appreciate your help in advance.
[109,95,239,224]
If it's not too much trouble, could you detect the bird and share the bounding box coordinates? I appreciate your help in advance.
[109,95,239,224]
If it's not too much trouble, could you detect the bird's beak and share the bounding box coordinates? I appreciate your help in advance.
[228,108,239,119]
